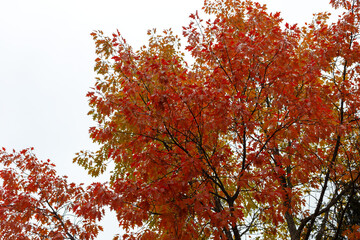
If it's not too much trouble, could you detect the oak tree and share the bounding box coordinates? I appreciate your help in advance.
[74,0,360,239]
[0,148,104,240]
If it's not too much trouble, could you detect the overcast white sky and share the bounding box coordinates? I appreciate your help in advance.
[0,0,339,239]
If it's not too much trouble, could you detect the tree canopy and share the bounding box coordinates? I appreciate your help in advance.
[0,148,103,240]
[2,0,360,239]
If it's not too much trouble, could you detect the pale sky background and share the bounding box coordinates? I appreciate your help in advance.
[0,0,340,239]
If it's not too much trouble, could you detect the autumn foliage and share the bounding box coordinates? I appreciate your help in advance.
[2,0,360,239]
[0,148,103,240]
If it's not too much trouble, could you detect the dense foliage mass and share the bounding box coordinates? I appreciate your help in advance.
[0,149,103,240]
[2,0,360,239]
